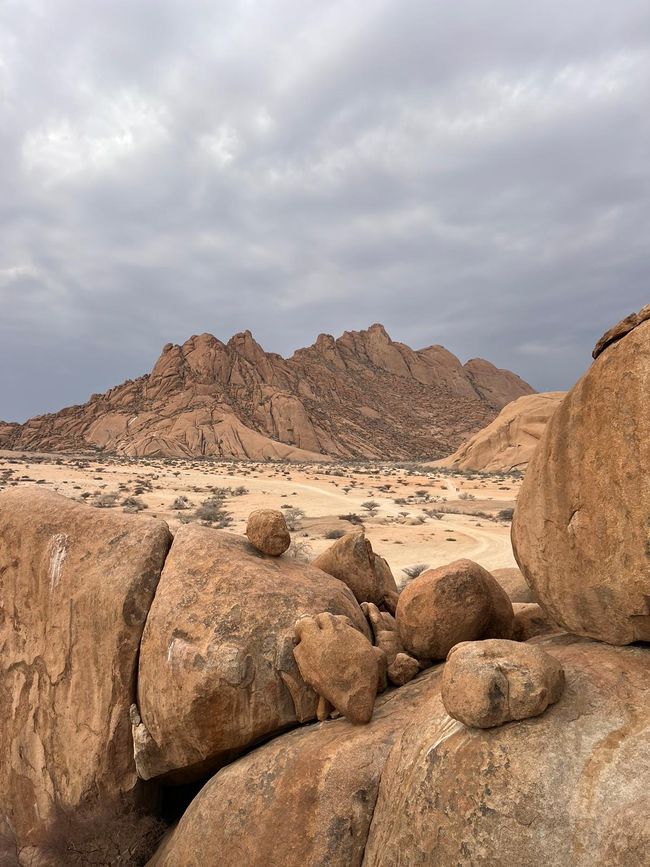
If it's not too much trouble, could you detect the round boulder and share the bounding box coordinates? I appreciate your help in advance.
[396,559,514,660]
[512,310,650,645]
[441,638,565,728]
[246,509,291,555]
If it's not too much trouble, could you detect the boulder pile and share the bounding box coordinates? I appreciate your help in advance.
[1,306,649,866]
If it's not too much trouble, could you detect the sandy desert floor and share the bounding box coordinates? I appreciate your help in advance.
[0,450,521,584]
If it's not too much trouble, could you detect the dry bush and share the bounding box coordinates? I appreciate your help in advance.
[402,563,430,580]
[324,529,345,540]
[286,538,313,562]
[281,506,305,531]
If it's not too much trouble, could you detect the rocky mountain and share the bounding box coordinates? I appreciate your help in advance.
[0,422,18,448]
[6,324,534,460]
[434,391,566,472]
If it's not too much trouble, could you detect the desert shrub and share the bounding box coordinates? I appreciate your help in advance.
[122,496,147,513]
[424,508,445,520]
[338,513,364,525]
[286,538,313,562]
[92,492,119,509]
[324,528,346,540]
[361,500,380,516]
[194,496,233,527]
[282,506,305,531]
[498,508,514,522]
[458,491,476,500]
[171,496,191,510]
[402,563,430,580]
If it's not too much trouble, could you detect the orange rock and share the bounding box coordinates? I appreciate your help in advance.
[246,508,290,555]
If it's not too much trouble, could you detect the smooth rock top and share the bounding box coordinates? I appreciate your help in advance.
[313,530,385,606]
[512,312,650,644]
[246,508,291,556]
[441,639,565,728]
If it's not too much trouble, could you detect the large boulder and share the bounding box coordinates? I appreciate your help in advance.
[136,524,370,783]
[396,559,514,660]
[492,566,535,603]
[0,488,171,858]
[147,667,444,867]
[245,508,290,555]
[441,639,565,728]
[363,636,650,866]
[312,530,391,606]
[512,311,650,645]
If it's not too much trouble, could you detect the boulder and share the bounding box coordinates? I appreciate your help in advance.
[293,613,379,724]
[0,488,171,856]
[364,637,650,866]
[492,566,535,603]
[362,602,420,686]
[312,530,384,605]
[512,311,650,645]
[396,559,514,660]
[441,639,565,728]
[245,508,290,555]
[136,524,370,782]
[147,667,444,867]
[512,602,560,641]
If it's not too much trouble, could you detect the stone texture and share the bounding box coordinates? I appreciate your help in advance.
[245,508,290,555]
[0,487,171,856]
[361,602,420,686]
[512,602,560,641]
[512,315,650,645]
[313,530,385,606]
[293,613,379,724]
[441,639,565,728]
[492,566,535,603]
[364,637,650,867]
[6,325,533,461]
[396,559,514,660]
[592,303,650,358]
[136,524,370,782]
[147,667,444,867]
[435,392,566,472]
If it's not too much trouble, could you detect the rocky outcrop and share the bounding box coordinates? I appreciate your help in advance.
[5,325,534,461]
[492,566,535,603]
[435,391,565,471]
[135,524,370,782]
[396,559,514,660]
[245,509,290,555]
[512,309,650,645]
[364,637,650,867]
[441,639,565,728]
[361,602,420,686]
[0,422,18,448]
[512,602,560,641]
[0,488,171,858]
[312,530,391,606]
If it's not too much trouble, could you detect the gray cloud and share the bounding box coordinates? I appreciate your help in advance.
[1,0,649,421]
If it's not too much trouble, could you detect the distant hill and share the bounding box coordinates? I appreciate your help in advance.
[433,392,565,472]
[5,324,534,460]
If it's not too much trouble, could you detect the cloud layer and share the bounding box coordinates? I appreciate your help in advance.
[1,0,649,421]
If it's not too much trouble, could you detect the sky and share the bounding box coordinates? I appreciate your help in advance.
[1,0,649,422]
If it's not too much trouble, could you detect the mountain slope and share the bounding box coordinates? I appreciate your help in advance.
[6,324,534,460]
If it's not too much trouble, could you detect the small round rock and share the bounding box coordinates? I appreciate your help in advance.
[246,509,291,556]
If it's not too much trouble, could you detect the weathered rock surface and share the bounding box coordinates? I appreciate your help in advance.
[147,667,445,867]
[512,312,650,645]
[6,325,533,461]
[364,636,650,866]
[0,422,18,448]
[313,530,385,606]
[245,508,290,555]
[0,488,171,856]
[592,303,650,358]
[136,524,370,782]
[435,391,565,471]
[441,639,565,728]
[362,602,420,686]
[513,602,560,641]
[396,559,514,660]
[492,566,535,603]
[293,613,379,724]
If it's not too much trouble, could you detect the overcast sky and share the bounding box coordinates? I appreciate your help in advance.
[1,0,649,422]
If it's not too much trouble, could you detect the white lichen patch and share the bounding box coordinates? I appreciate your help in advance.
[48,533,68,590]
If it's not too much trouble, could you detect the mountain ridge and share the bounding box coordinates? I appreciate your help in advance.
[4,324,534,460]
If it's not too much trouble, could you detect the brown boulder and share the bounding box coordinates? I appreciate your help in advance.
[312,530,384,605]
[512,602,560,641]
[396,559,514,660]
[512,312,650,645]
[364,636,650,866]
[147,667,444,867]
[441,639,565,728]
[0,488,171,855]
[293,613,379,724]
[492,566,535,603]
[361,602,420,686]
[592,303,650,358]
[136,524,369,782]
[245,508,290,555]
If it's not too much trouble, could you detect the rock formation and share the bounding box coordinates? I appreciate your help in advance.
[396,559,514,660]
[135,524,370,782]
[0,488,171,858]
[441,639,565,727]
[361,602,420,686]
[435,391,565,471]
[245,508,291,555]
[4,325,533,460]
[512,307,650,645]
[512,602,560,641]
[0,422,18,448]
[312,529,396,606]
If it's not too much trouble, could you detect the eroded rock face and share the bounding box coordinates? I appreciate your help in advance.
[512,602,560,641]
[147,667,445,867]
[361,602,420,686]
[136,524,370,782]
[293,613,379,724]
[0,488,171,855]
[441,639,565,728]
[492,567,535,603]
[512,313,650,645]
[245,509,290,555]
[312,530,385,606]
[364,637,650,867]
[396,559,514,660]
